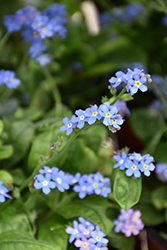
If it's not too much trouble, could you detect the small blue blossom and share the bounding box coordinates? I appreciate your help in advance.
[128,74,147,95]
[28,41,46,59]
[99,102,119,126]
[73,180,91,199]
[52,169,69,192]
[79,224,94,238]
[91,226,109,245]
[125,159,141,178]
[68,173,81,185]
[35,53,51,67]
[0,70,21,89]
[139,161,155,177]
[66,220,81,243]
[85,105,102,125]
[113,151,127,170]
[34,174,56,194]
[108,71,125,88]
[78,217,94,227]
[39,166,58,175]
[59,115,78,135]
[156,162,167,181]
[129,152,143,162]
[75,109,88,129]
[4,15,22,33]
[0,181,11,203]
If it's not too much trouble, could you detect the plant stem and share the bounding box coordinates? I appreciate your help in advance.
[0,32,10,52]
[109,87,126,105]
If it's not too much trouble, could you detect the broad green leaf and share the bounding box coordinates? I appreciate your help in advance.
[130,108,164,144]
[0,208,32,235]
[139,204,165,226]
[28,122,68,171]
[0,231,57,250]
[109,232,134,250]
[120,93,134,101]
[113,171,142,210]
[38,215,68,250]
[57,197,113,234]
[0,145,13,160]
[0,170,13,184]
[0,120,3,135]
[80,125,107,153]
[2,121,34,168]
[152,185,167,209]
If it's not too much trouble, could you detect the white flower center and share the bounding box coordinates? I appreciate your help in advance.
[56,178,62,184]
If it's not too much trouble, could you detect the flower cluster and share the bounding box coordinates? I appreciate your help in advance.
[155,162,167,182]
[34,167,111,199]
[108,67,150,95]
[0,70,21,89]
[0,181,11,203]
[66,217,109,250]
[71,172,111,199]
[34,166,69,194]
[114,208,144,237]
[113,151,155,178]
[4,4,68,66]
[60,102,124,135]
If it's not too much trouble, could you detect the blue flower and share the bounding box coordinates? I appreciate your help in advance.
[91,226,109,245]
[125,159,141,178]
[0,181,11,203]
[28,41,46,59]
[75,109,88,129]
[85,105,102,125]
[79,224,94,238]
[0,70,21,89]
[99,102,119,126]
[39,166,58,175]
[34,174,56,194]
[78,217,94,227]
[35,53,51,67]
[73,180,91,199]
[113,151,127,170]
[52,169,69,192]
[59,115,78,135]
[68,173,81,185]
[4,15,22,33]
[108,71,125,88]
[66,220,81,243]
[100,186,111,198]
[115,100,130,117]
[90,242,106,250]
[128,74,147,95]
[129,152,143,162]
[139,161,155,177]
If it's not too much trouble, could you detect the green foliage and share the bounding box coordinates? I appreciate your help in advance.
[113,171,142,210]
[0,145,13,160]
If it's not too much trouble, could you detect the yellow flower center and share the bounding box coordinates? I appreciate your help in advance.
[102,187,105,191]
[0,190,4,194]
[137,156,141,160]
[119,159,123,164]
[100,178,104,182]
[10,78,14,82]
[125,214,130,218]
[133,216,137,221]
[130,225,134,230]
[38,22,42,26]
[132,165,137,170]
[135,81,141,87]
[93,183,98,187]
[144,164,148,169]
[106,112,111,117]
[73,229,78,234]
[93,111,97,116]
[42,28,47,33]
[56,178,62,184]
[82,186,86,191]
[84,230,89,235]
[96,237,101,241]
[86,221,90,225]
[80,115,84,120]
[118,77,122,81]
[112,118,116,123]
[162,163,167,168]
[83,243,87,248]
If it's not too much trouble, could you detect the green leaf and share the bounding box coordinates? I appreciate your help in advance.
[154,141,167,162]
[0,208,32,235]
[2,121,34,168]
[113,171,142,210]
[15,107,43,121]
[10,168,25,185]
[130,108,164,144]
[28,122,68,171]
[109,232,134,250]
[0,170,13,184]
[120,93,134,101]
[0,145,13,160]
[38,215,68,250]
[0,120,3,135]
[152,185,167,210]
[57,197,113,234]
[0,231,57,250]
[139,204,165,226]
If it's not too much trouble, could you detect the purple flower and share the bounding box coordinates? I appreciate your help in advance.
[125,159,141,178]
[34,174,56,194]
[0,181,11,203]
[115,100,130,117]
[60,115,78,135]
[75,236,92,250]
[66,220,81,243]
